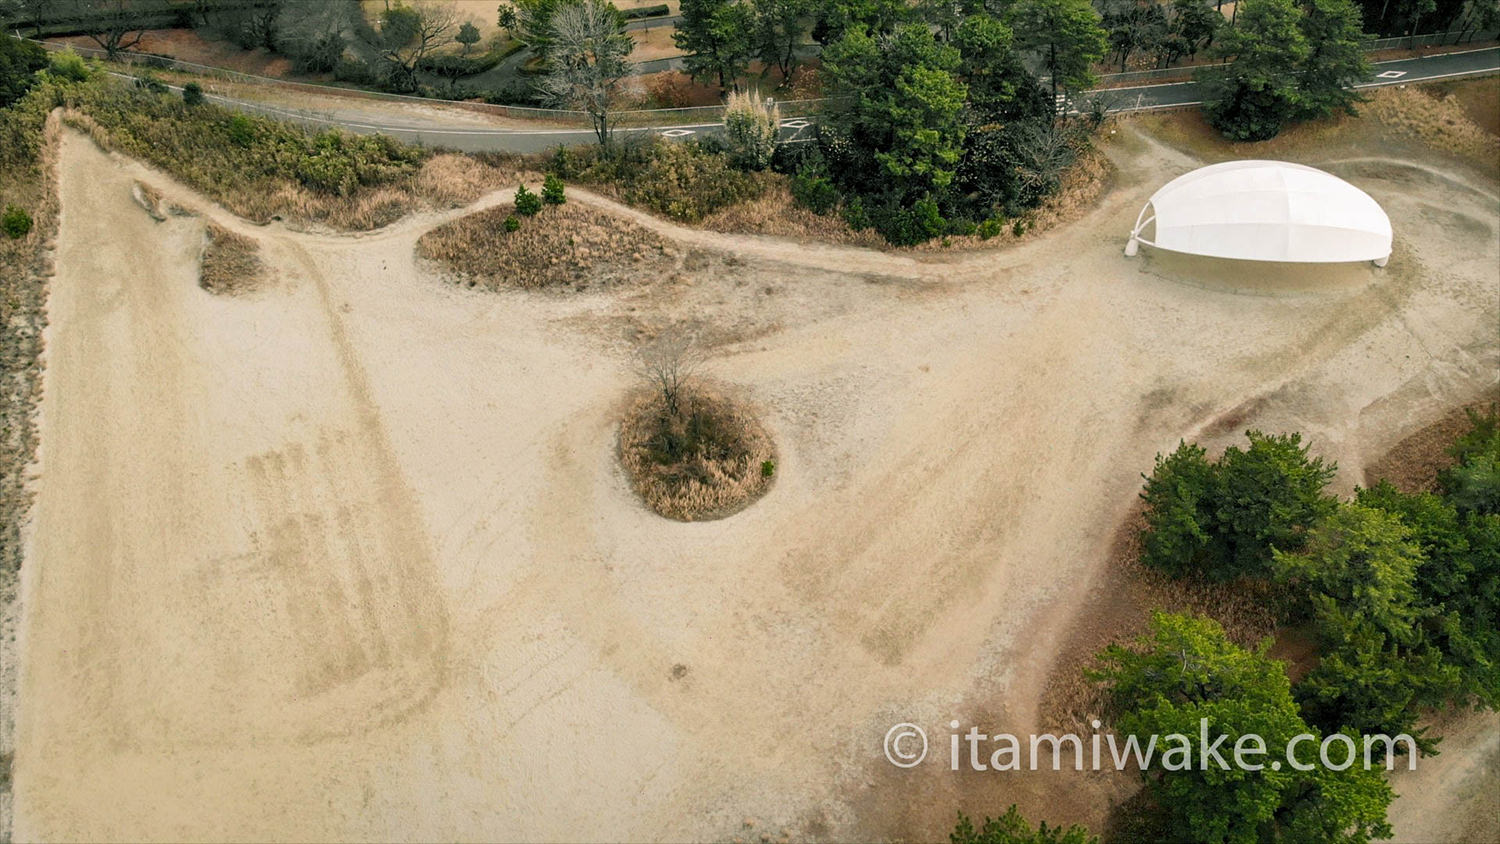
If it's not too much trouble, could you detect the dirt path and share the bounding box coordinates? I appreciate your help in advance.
[9,128,1499,841]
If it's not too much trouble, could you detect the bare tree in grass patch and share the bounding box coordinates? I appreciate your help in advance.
[535,0,638,148]
[638,329,704,417]
[621,329,775,520]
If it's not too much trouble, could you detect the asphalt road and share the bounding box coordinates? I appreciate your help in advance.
[1095,45,1500,111]
[192,46,1499,154]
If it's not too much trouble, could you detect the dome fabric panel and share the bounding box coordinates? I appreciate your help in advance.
[1126,160,1393,265]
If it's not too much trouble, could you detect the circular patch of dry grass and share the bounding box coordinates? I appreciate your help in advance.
[618,390,776,521]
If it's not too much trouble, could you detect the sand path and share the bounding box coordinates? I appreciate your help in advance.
[9,128,1499,841]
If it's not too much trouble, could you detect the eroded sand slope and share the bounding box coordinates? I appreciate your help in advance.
[12,129,1499,841]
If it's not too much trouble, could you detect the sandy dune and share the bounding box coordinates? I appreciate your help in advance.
[10,128,1499,841]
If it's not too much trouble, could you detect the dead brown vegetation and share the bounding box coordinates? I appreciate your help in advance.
[199,222,265,296]
[618,389,776,522]
[1124,79,1500,176]
[416,201,679,291]
[1037,507,1281,734]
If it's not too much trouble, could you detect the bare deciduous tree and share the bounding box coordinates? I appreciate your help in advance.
[535,0,637,146]
[372,1,458,92]
[72,0,143,58]
[637,329,703,417]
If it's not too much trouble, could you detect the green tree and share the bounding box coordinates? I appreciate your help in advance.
[1199,0,1309,140]
[1358,484,1500,709]
[951,806,1097,844]
[810,0,908,45]
[1297,0,1371,118]
[456,20,482,54]
[0,30,47,108]
[752,0,812,78]
[1138,440,1217,578]
[1211,430,1338,578]
[824,24,968,197]
[1092,612,1394,843]
[1273,503,1457,747]
[674,0,755,90]
[1138,431,1337,581]
[501,0,581,57]
[1011,0,1108,98]
[1172,0,1223,59]
[1440,406,1500,515]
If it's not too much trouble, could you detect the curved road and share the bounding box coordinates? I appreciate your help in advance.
[193,46,1499,153]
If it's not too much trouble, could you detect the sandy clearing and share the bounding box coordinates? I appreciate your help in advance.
[9,127,1499,841]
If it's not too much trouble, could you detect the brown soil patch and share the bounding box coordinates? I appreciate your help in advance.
[1036,507,1281,734]
[618,390,776,521]
[1363,394,1500,491]
[199,222,265,295]
[416,201,681,291]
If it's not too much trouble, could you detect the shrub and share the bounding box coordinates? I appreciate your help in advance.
[225,113,256,147]
[1,205,33,239]
[1012,218,1027,236]
[873,197,946,247]
[542,173,565,205]
[503,214,520,232]
[0,34,48,109]
[619,389,776,521]
[181,81,204,106]
[790,167,839,215]
[617,140,763,223]
[133,73,168,94]
[841,196,870,231]
[45,48,93,83]
[621,3,670,18]
[761,459,775,478]
[722,90,779,171]
[417,53,502,78]
[952,807,1097,844]
[645,71,694,108]
[514,184,542,215]
[333,57,378,86]
[977,217,1004,239]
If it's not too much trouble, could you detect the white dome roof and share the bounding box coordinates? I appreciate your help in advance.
[1128,160,1392,264]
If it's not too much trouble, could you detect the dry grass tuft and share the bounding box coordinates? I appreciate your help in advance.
[618,389,776,521]
[200,222,265,295]
[698,178,885,247]
[1363,83,1500,167]
[416,201,680,291]
[416,153,541,209]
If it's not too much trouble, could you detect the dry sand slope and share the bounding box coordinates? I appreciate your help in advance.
[10,128,1499,842]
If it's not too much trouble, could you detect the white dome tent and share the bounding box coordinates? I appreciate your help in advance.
[1124,160,1393,267]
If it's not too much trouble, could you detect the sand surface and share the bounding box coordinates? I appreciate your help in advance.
[9,128,1499,841]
